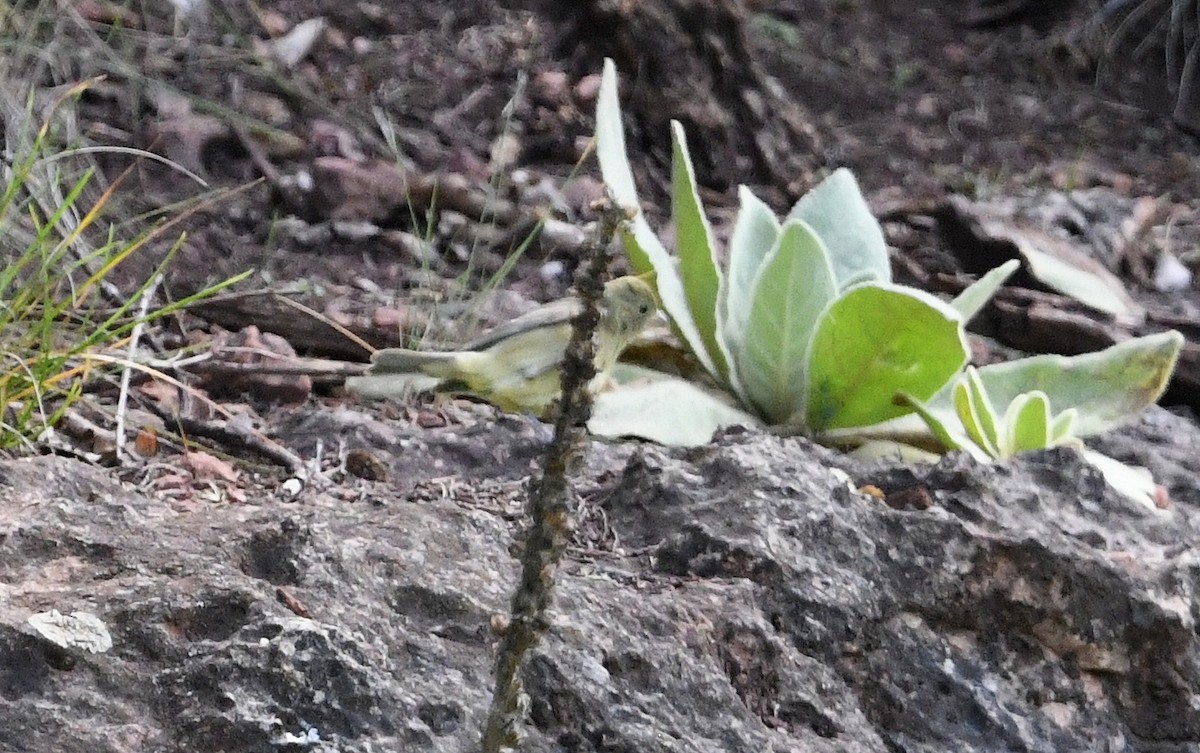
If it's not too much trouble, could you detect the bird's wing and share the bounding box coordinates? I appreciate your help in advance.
[464,296,582,350]
[481,321,573,384]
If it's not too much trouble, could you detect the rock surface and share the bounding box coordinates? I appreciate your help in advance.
[2,406,1200,752]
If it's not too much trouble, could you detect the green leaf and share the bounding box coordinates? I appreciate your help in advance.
[955,375,1000,458]
[941,331,1184,437]
[786,168,890,290]
[723,186,781,353]
[1050,408,1077,443]
[594,58,639,211]
[806,283,968,433]
[618,226,652,279]
[589,365,760,446]
[595,58,719,378]
[896,391,967,454]
[1004,391,1051,455]
[736,219,838,424]
[964,367,1001,456]
[671,120,727,380]
[719,187,781,405]
[951,259,1019,322]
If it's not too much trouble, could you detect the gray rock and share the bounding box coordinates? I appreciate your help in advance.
[2,407,1199,752]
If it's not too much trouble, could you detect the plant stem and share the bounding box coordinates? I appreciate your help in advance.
[481,200,626,752]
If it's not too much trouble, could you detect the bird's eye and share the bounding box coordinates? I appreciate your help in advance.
[639,304,650,314]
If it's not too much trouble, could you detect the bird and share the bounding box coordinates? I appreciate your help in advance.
[346,275,659,417]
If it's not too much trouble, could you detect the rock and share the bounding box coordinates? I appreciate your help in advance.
[3,407,1200,751]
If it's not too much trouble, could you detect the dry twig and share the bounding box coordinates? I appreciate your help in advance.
[481,200,627,752]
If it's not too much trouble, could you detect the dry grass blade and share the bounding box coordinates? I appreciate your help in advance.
[0,22,251,452]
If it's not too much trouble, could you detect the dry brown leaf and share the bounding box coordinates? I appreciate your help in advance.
[182,451,239,483]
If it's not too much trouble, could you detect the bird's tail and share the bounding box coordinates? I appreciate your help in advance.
[369,348,461,379]
[346,348,466,401]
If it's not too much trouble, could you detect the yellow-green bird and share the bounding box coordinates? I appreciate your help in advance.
[347,275,658,416]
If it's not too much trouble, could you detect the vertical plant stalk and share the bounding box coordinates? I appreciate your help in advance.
[481,200,627,752]
[114,272,163,459]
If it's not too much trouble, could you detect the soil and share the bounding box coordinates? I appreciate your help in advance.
[753,0,1198,199]
[84,0,1200,299]
[17,0,1200,518]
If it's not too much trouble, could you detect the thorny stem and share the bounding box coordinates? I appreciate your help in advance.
[481,200,628,752]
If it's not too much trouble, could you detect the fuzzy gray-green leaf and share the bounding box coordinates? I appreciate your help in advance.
[671,120,727,381]
[736,219,837,424]
[940,332,1184,438]
[786,168,889,290]
[723,186,781,352]
[952,259,1019,322]
[595,58,719,377]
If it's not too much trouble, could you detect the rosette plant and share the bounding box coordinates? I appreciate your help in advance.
[589,59,1182,510]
